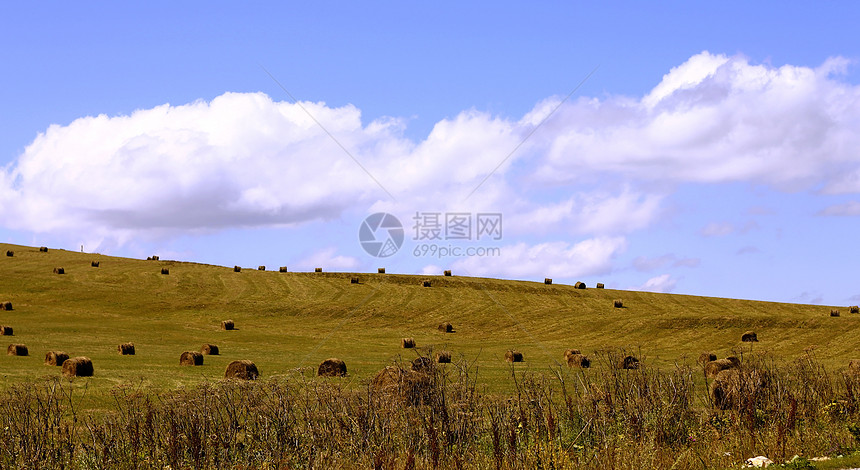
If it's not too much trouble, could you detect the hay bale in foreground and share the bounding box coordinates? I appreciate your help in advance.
[0,325,13,336]
[705,358,738,378]
[709,368,768,410]
[279,266,288,273]
[567,353,591,368]
[161,268,169,275]
[318,358,347,377]
[62,357,93,377]
[741,331,758,342]
[505,350,523,363]
[53,267,65,274]
[180,351,203,366]
[831,309,840,317]
[45,351,69,366]
[613,299,623,308]
[350,277,359,284]
[378,267,385,273]
[258,266,265,271]
[411,356,433,373]
[221,320,235,331]
[5,251,12,257]
[7,344,28,356]
[444,270,452,276]
[234,266,241,272]
[401,338,415,348]
[596,283,604,288]
[91,261,99,267]
[851,306,860,314]
[118,342,135,355]
[201,344,219,355]
[436,351,452,363]
[563,349,581,361]
[369,366,432,406]
[618,355,639,370]
[225,360,259,380]
[437,322,453,333]
[0,301,11,311]
[422,280,431,287]
[39,247,48,252]
[574,281,586,289]
[697,352,717,365]
[544,278,552,285]
[315,267,323,273]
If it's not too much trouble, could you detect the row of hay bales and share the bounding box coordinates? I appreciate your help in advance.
[544,279,605,288]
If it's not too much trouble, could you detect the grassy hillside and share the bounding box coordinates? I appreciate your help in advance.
[0,242,854,407]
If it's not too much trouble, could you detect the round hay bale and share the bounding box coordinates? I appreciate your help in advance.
[350,277,359,284]
[279,266,288,273]
[435,351,452,363]
[563,349,581,361]
[146,257,152,260]
[709,368,768,410]
[850,306,860,314]
[45,351,69,366]
[1,301,11,311]
[831,309,840,317]
[5,250,13,257]
[411,356,433,373]
[39,247,48,252]
[258,266,266,271]
[62,357,93,377]
[225,360,259,380]
[234,266,242,272]
[118,342,135,355]
[705,358,738,378]
[544,278,552,285]
[201,344,219,355]
[444,270,452,276]
[574,281,586,289]
[221,320,235,331]
[0,325,13,336]
[422,280,431,287]
[697,352,717,366]
[161,268,169,275]
[618,355,639,370]
[613,299,623,308]
[91,261,100,267]
[378,267,385,274]
[370,366,407,397]
[741,331,758,342]
[180,351,203,366]
[849,359,860,373]
[567,353,591,368]
[318,358,347,377]
[505,350,523,363]
[437,322,453,333]
[315,267,323,273]
[401,337,415,348]
[53,267,64,274]
[726,356,741,367]
[596,282,604,288]
[369,366,432,406]
[7,344,28,356]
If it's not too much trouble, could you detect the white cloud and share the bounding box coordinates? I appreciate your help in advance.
[450,237,627,279]
[295,247,360,272]
[818,201,860,216]
[633,274,677,293]
[700,222,735,237]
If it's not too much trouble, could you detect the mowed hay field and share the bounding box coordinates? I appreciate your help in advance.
[1,242,856,409]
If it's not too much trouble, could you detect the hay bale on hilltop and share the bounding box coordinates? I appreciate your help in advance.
[544,278,552,285]
[411,356,433,373]
[161,268,169,275]
[422,280,431,287]
[851,306,860,314]
[318,358,347,377]
[279,266,288,273]
[596,283,604,288]
[180,351,203,366]
[831,309,840,317]
[574,281,586,289]
[378,267,385,273]
[45,351,69,366]
[437,322,453,333]
[6,251,13,257]
[7,344,28,356]
[350,277,359,284]
[401,338,415,348]
[91,261,99,267]
[705,358,738,378]
[618,355,639,370]
[444,270,452,276]
[567,353,591,368]
[436,351,452,363]
[258,266,265,271]
[221,320,235,331]
[225,360,259,380]
[697,352,717,366]
[53,267,65,274]
[563,349,581,361]
[234,266,241,272]
[150,255,159,261]
[613,299,623,308]
[118,342,135,355]
[201,344,219,355]
[505,350,523,363]
[39,247,48,252]
[315,268,323,273]
[0,301,11,311]
[62,357,93,377]
[741,331,758,342]
[0,326,13,336]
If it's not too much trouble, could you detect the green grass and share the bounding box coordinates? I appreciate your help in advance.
[1,242,854,409]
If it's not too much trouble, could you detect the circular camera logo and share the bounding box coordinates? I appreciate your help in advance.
[359,212,404,258]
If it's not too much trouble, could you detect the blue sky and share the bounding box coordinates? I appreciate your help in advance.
[2,2,859,305]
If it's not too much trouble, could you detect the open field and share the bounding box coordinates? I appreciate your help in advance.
[1,242,857,405]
